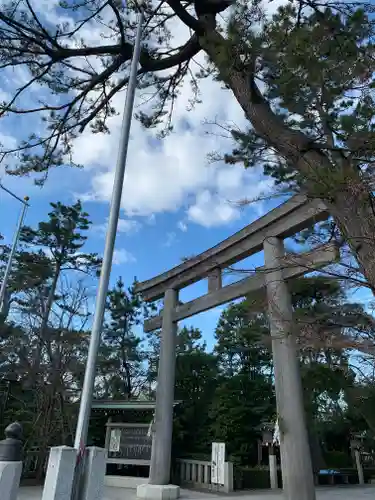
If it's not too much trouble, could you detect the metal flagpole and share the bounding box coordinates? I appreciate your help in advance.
[0,189,29,314]
[70,2,144,497]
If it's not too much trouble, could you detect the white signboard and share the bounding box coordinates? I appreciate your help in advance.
[273,420,280,445]
[109,429,121,452]
[211,442,225,485]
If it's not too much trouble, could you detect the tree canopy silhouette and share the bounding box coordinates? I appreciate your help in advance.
[1,0,375,292]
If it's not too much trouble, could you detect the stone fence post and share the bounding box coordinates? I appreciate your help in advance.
[0,422,23,500]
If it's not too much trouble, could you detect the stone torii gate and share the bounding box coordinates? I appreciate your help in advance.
[135,195,337,500]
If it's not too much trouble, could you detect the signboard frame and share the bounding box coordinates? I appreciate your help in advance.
[105,422,152,465]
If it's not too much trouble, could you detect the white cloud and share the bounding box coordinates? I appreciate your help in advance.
[0,132,17,150]
[147,214,156,225]
[118,218,141,233]
[93,218,141,236]
[113,248,136,265]
[60,2,268,227]
[187,191,240,228]
[72,72,273,226]
[0,133,18,175]
[178,221,188,232]
[187,166,273,227]
[0,1,281,227]
[163,232,177,247]
[0,90,10,103]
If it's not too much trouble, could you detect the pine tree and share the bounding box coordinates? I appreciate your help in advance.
[1,1,375,294]
[9,198,102,460]
[100,278,145,400]
[20,200,100,348]
[215,300,272,377]
[222,5,375,288]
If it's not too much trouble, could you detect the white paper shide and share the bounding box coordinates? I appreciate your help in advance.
[109,429,121,452]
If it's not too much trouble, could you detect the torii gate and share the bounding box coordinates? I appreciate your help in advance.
[135,195,337,500]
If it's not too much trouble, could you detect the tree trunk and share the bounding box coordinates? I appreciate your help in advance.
[201,28,375,292]
[32,263,61,380]
[307,422,326,474]
[121,344,132,399]
[34,389,55,482]
[0,289,11,323]
[40,263,61,339]
[325,189,375,291]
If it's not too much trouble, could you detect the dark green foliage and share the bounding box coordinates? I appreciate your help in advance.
[1,0,370,204]
[234,466,281,490]
[146,325,208,387]
[169,313,275,465]
[98,278,145,400]
[2,197,375,479]
[171,277,375,468]
[0,245,53,323]
[15,200,101,342]
[209,299,275,463]
[0,248,52,294]
[147,326,219,455]
[324,451,352,469]
[20,201,101,274]
[0,199,102,479]
[345,383,375,435]
[214,300,272,377]
[173,347,219,457]
[209,373,274,464]
[225,5,375,188]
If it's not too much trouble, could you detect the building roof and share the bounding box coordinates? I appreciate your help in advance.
[91,400,181,411]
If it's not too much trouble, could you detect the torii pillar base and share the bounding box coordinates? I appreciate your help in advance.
[137,484,180,500]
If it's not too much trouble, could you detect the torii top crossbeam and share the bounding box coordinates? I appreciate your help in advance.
[135,195,329,302]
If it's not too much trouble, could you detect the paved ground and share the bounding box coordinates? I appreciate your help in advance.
[17,485,375,500]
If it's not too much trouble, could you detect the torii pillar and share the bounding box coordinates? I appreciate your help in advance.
[137,288,180,500]
[263,237,315,500]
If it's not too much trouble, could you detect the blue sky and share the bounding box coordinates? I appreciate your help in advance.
[0,0,278,351]
[0,158,274,351]
[0,0,372,352]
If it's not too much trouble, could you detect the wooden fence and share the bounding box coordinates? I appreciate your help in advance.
[175,458,233,493]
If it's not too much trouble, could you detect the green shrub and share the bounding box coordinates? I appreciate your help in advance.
[324,451,351,468]
[234,466,281,490]
[176,452,211,462]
